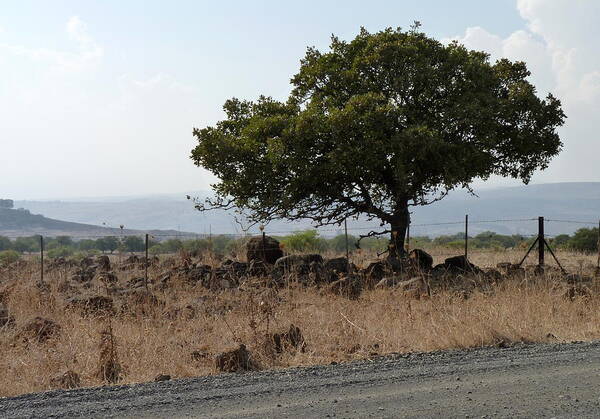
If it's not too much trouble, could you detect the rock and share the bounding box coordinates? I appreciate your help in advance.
[19,317,61,343]
[363,261,386,283]
[215,344,256,373]
[67,295,114,316]
[443,255,481,274]
[71,267,96,283]
[124,255,140,264]
[324,257,350,274]
[327,274,362,300]
[50,370,80,389]
[409,249,433,271]
[96,255,111,271]
[275,254,324,269]
[270,324,305,353]
[79,257,94,269]
[98,271,118,284]
[154,374,171,382]
[484,269,504,282]
[246,236,284,265]
[247,259,268,276]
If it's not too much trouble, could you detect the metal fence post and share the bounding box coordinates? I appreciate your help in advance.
[465,214,469,260]
[144,234,149,290]
[40,235,44,283]
[538,216,545,269]
[344,218,349,270]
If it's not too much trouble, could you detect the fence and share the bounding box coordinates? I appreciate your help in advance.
[4,215,600,284]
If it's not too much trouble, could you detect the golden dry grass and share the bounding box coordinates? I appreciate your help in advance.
[0,248,599,398]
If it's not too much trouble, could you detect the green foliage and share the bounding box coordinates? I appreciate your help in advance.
[96,236,119,253]
[552,234,571,247]
[13,236,39,253]
[78,239,98,251]
[122,236,145,253]
[191,27,565,250]
[568,228,598,252]
[279,230,327,252]
[47,246,74,259]
[182,238,212,254]
[0,236,11,251]
[0,250,20,266]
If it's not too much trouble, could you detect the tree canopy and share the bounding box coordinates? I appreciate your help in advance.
[191,26,565,255]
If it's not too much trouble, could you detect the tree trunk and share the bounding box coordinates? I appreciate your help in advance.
[388,205,410,259]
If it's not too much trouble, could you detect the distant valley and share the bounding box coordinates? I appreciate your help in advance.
[5,182,600,239]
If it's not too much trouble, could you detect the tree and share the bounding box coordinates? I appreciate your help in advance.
[13,236,39,253]
[568,228,598,252]
[97,236,119,254]
[0,236,11,251]
[0,199,14,209]
[191,26,565,257]
[122,236,145,253]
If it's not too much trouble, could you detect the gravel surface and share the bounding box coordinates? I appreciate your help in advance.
[2,341,600,418]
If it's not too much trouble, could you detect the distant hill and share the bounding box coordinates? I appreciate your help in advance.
[10,182,600,238]
[0,207,197,239]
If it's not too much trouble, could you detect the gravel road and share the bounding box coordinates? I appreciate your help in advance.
[2,341,600,418]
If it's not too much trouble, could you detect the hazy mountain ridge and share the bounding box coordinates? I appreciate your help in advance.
[0,207,198,239]
[9,182,600,238]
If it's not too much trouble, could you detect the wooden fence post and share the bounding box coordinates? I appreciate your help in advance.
[40,235,44,283]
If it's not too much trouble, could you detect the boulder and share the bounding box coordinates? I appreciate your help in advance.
[442,255,481,274]
[215,344,256,373]
[409,249,433,271]
[96,255,111,271]
[324,257,350,274]
[269,324,305,353]
[362,261,387,285]
[246,236,283,265]
[274,254,323,269]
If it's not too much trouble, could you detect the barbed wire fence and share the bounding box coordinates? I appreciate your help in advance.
[3,215,600,283]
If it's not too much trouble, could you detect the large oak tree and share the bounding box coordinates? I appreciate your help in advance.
[191,27,565,256]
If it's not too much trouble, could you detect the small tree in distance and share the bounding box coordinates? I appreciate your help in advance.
[191,26,565,257]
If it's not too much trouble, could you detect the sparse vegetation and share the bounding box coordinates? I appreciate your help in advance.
[1,243,599,398]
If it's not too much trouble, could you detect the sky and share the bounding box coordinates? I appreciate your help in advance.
[1,0,598,200]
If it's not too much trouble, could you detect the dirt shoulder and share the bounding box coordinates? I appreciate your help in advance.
[2,340,600,418]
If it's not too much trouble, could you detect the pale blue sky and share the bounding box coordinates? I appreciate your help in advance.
[1,1,598,199]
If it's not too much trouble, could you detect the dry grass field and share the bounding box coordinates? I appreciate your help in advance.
[0,247,599,398]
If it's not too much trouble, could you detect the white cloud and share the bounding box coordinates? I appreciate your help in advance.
[0,16,102,73]
[447,0,600,185]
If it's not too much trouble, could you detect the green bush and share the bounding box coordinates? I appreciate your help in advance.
[568,228,598,252]
[279,230,327,253]
[47,246,74,259]
[0,250,20,266]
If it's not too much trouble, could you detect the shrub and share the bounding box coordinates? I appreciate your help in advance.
[0,250,20,266]
[279,230,327,253]
[568,228,598,252]
[47,246,74,259]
